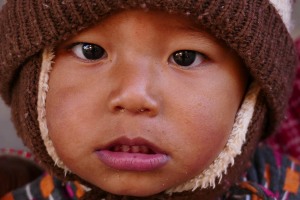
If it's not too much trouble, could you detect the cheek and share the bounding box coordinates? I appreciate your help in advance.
[166,73,244,175]
[45,63,106,161]
[46,86,89,161]
[172,100,235,173]
[46,56,107,132]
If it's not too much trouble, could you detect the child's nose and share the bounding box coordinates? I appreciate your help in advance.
[107,61,160,117]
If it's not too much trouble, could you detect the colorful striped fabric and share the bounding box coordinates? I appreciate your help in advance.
[225,145,300,200]
[1,173,85,200]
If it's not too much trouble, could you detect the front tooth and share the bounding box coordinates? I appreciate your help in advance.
[132,146,140,153]
[121,145,130,152]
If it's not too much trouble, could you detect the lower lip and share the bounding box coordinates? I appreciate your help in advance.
[96,150,169,171]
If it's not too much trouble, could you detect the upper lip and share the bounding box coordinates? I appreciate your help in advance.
[98,136,166,154]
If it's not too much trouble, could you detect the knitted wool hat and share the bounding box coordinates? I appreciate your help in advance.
[0,0,297,199]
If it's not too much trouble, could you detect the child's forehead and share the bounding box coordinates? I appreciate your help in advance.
[66,9,222,47]
[83,10,204,32]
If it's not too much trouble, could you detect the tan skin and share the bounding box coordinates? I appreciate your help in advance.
[46,10,248,197]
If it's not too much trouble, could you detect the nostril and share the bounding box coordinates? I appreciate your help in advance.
[109,94,159,116]
[114,106,152,114]
[115,106,125,112]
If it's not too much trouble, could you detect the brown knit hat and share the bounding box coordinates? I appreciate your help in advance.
[0,0,297,199]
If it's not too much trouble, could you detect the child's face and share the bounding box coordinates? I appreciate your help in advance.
[46,10,248,196]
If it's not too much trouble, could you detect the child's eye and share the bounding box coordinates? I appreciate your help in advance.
[71,43,106,61]
[169,50,205,68]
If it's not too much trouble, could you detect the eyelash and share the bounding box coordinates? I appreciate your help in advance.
[168,50,207,69]
[69,42,107,62]
[67,43,207,69]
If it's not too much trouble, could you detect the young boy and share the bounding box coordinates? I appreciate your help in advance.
[0,0,298,199]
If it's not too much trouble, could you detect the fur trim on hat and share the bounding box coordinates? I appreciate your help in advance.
[37,48,70,175]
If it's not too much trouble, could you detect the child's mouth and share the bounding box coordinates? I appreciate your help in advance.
[95,137,169,171]
[110,145,155,154]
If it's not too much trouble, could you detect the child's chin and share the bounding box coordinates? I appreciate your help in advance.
[99,183,167,197]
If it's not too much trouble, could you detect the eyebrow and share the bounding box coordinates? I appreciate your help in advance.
[171,24,234,60]
[169,26,225,53]
[177,25,220,44]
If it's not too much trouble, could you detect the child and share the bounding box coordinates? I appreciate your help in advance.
[0,0,298,199]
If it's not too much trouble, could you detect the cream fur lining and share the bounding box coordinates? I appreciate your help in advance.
[38,48,260,192]
[37,48,70,174]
